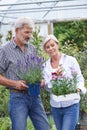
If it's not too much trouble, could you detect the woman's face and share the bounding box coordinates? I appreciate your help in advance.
[44,39,59,57]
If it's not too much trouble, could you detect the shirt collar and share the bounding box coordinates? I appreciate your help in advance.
[10,37,28,49]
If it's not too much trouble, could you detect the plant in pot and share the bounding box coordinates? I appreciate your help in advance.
[16,53,44,96]
[51,69,77,97]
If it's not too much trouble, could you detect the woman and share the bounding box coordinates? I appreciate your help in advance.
[42,34,86,130]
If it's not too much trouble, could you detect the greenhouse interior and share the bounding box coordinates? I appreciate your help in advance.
[0,0,87,42]
[0,0,87,130]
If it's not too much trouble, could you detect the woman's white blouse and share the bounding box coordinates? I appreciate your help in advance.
[43,53,87,108]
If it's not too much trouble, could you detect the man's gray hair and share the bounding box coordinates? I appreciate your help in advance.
[14,17,34,29]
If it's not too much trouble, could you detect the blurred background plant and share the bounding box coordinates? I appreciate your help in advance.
[0,33,3,45]
[0,86,9,117]
[30,26,43,56]
[5,30,12,41]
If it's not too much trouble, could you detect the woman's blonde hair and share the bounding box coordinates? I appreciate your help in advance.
[43,34,59,49]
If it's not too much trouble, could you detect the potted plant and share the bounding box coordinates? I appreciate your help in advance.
[51,69,77,97]
[16,53,44,96]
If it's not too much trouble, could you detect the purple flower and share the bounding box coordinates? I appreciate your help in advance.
[51,69,78,96]
[16,54,44,84]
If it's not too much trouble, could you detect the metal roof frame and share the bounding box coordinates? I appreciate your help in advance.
[0,0,87,23]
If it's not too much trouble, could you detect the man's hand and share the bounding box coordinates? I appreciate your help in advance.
[14,80,28,90]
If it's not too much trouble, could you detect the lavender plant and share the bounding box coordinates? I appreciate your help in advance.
[16,54,44,84]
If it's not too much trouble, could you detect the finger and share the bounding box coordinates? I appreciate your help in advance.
[40,82,45,87]
[77,88,81,92]
[56,68,62,75]
[22,83,28,88]
[21,80,26,84]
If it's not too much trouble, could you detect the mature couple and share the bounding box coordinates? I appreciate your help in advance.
[0,17,86,130]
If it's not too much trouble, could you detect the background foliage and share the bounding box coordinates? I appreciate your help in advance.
[54,20,87,50]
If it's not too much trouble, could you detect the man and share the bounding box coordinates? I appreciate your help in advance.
[0,17,50,130]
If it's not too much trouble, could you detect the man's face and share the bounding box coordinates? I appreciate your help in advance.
[16,24,33,44]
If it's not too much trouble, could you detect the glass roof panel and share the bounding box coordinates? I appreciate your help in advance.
[0,0,87,23]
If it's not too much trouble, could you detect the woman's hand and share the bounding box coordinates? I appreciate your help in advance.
[40,79,45,88]
[77,88,81,93]
[55,65,63,76]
